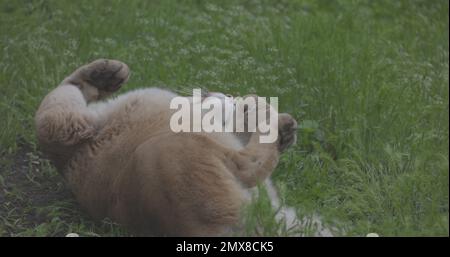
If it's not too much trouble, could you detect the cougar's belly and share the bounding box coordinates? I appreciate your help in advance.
[66,113,172,219]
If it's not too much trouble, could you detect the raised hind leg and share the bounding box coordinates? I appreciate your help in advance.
[35,59,130,168]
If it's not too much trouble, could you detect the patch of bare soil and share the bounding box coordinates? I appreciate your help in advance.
[0,142,79,235]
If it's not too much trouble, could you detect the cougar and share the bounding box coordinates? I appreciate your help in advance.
[35,59,298,236]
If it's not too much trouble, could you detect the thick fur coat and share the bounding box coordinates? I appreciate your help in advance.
[35,59,297,236]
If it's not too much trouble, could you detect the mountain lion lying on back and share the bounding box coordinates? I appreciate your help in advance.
[35,59,298,236]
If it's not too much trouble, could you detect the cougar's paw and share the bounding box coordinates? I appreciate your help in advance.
[278,113,298,152]
[37,112,96,146]
[60,115,96,145]
[80,59,130,92]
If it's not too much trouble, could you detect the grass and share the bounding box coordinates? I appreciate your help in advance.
[0,0,448,236]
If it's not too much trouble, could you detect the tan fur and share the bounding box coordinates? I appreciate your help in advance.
[35,59,297,236]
